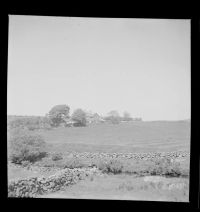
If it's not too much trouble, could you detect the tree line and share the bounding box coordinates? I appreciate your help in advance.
[8,104,142,130]
[46,105,140,127]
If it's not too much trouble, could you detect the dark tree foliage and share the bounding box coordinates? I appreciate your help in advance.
[106,110,121,124]
[48,104,70,127]
[123,111,133,121]
[71,109,87,127]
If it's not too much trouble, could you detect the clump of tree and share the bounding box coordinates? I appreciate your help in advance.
[47,104,70,127]
[8,104,140,130]
[122,111,133,121]
[134,117,142,121]
[71,108,87,127]
[8,128,47,164]
[105,110,121,124]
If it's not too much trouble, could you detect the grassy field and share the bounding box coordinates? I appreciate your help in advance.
[8,120,190,201]
[8,164,60,181]
[39,174,189,202]
[39,121,190,153]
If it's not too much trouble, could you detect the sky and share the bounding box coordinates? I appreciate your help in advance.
[7,15,191,121]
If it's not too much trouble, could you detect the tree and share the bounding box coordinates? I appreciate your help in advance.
[108,110,120,117]
[123,111,133,121]
[8,128,47,164]
[71,108,87,127]
[47,105,70,127]
[106,110,121,124]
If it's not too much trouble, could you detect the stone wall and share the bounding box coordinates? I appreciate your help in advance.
[66,150,190,160]
[8,150,190,198]
[8,167,101,198]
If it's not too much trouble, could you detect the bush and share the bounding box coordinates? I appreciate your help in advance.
[21,160,32,168]
[96,159,124,174]
[8,129,47,164]
[148,158,184,177]
[121,161,151,175]
[93,157,188,177]
[8,118,26,130]
[51,153,63,161]
[36,157,57,167]
[64,158,87,169]
[35,157,89,169]
[73,122,86,127]
[7,116,52,131]
[27,124,40,131]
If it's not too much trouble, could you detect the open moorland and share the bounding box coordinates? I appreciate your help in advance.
[7,119,190,201]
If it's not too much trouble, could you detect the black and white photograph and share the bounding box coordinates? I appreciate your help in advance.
[7,15,191,201]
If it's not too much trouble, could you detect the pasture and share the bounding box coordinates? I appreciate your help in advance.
[8,120,191,201]
[39,121,190,153]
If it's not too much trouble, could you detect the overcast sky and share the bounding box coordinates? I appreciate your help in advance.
[7,15,190,121]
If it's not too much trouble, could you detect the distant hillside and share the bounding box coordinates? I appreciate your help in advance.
[146,119,190,123]
[7,115,45,121]
[7,115,50,130]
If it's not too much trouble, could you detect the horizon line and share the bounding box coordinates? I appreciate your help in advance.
[7,114,190,122]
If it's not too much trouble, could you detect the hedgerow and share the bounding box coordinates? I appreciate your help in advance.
[90,157,189,177]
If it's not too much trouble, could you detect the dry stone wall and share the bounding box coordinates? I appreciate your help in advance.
[8,150,189,198]
[8,167,102,198]
[66,150,189,160]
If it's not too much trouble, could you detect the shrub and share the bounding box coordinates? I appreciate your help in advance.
[73,122,86,127]
[8,129,47,164]
[27,124,40,131]
[64,158,87,169]
[7,116,52,131]
[178,166,189,177]
[21,160,32,168]
[36,157,57,167]
[51,153,63,161]
[8,118,26,130]
[122,161,151,175]
[92,157,188,177]
[149,158,184,177]
[35,157,89,169]
[96,159,124,174]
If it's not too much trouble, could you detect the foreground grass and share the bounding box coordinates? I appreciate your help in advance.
[7,120,190,201]
[8,163,60,181]
[8,152,190,201]
[39,174,189,202]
